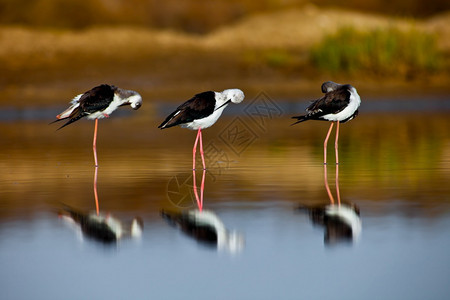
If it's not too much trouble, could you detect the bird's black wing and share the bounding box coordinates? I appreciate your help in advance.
[78,84,115,114]
[292,86,351,124]
[158,91,216,129]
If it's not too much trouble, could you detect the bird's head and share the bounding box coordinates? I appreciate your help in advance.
[222,89,245,104]
[321,81,341,93]
[128,94,143,110]
[116,87,143,110]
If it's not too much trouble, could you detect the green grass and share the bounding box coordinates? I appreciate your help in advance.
[264,50,293,68]
[310,27,444,76]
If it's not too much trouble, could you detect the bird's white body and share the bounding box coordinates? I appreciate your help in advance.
[181,92,228,130]
[59,93,143,121]
[321,87,361,122]
[181,89,244,130]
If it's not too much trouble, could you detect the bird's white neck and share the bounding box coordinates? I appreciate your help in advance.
[214,92,230,110]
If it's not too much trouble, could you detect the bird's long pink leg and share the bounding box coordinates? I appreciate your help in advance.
[192,169,202,211]
[335,164,341,206]
[192,128,201,170]
[93,119,99,167]
[323,122,334,165]
[324,164,334,204]
[94,165,100,215]
[335,121,340,165]
[200,169,206,209]
[198,129,206,170]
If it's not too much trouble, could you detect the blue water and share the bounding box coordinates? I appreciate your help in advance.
[2,205,450,300]
[1,98,450,300]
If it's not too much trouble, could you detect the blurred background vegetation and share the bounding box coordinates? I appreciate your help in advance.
[1,0,449,32]
[310,27,443,76]
[0,0,449,105]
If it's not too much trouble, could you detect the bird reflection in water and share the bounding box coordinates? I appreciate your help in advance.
[162,169,244,253]
[297,165,361,245]
[59,206,143,245]
[59,154,143,244]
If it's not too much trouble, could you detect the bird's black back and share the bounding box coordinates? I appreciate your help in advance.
[292,84,352,124]
[78,84,116,114]
[158,91,216,129]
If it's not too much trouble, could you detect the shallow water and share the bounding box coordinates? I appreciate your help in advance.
[1,97,450,300]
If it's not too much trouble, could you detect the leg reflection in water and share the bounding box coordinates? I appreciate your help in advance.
[323,164,341,206]
[192,168,206,211]
[94,166,100,215]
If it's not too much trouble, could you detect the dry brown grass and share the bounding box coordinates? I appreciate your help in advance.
[1,6,449,106]
[205,6,450,50]
[3,6,449,63]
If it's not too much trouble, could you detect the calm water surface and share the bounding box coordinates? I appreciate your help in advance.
[1,97,450,300]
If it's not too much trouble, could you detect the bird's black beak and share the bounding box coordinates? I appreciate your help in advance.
[132,102,141,110]
[120,102,141,110]
[215,99,231,111]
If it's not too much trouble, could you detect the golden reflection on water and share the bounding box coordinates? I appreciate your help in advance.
[0,111,449,220]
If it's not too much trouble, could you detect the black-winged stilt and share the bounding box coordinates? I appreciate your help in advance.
[292,81,361,164]
[161,209,244,252]
[51,84,142,166]
[158,89,245,170]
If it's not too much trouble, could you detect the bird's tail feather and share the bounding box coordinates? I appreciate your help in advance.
[291,115,308,126]
[56,116,82,130]
[49,110,72,125]
[50,112,85,130]
[49,118,65,125]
